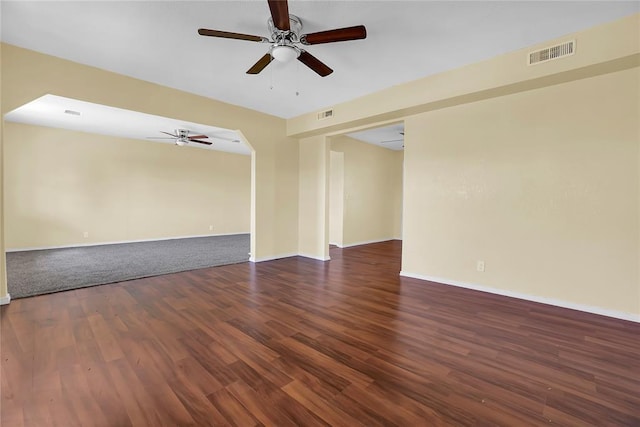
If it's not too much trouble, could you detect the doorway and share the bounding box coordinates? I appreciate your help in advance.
[328,122,404,250]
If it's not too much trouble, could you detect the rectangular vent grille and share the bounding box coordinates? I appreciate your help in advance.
[317,109,334,120]
[528,40,575,65]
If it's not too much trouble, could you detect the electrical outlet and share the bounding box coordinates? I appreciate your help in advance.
[83,231,89,238]
[477,261,485,272]
[209,225,214,231]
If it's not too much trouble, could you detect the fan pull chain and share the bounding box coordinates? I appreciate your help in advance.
[269,57,274,90]
[295,60,300,96]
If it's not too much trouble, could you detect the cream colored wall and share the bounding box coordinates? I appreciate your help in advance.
[298,135,329,260]
[1,44,299,266]
[0,81,6,302]
[329,151,344,246]
[392,150,404,239]
[330,136,403,246]
[4,123,250,249]
[287,14,639,319]
[403,67,639,317]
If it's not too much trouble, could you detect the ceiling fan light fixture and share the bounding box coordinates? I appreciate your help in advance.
[271,45,299,62]
[175,138,188,146]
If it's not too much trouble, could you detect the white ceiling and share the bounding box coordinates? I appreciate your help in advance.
[4,95,251,155]
[1,1,637,120]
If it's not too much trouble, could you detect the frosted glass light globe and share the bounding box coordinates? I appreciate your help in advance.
[271,45,299,62]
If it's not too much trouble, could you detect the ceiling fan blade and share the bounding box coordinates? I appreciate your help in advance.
[246,53,273,75]
[268,0,290,31]
[297,51,333,77]
[301,25,367,45]
[188,134,208,140]
[160,131,179,138]
[198,28,267,43]
[189,139,213,145]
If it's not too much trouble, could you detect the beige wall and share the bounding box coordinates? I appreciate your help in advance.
[298,135,329,260]
[0,71,6,301]
[4,123,250,249]
[329,151,344,246]
[330,136,403,246]
[1,44,299,274]
[403,67,639,317]
[287,14,639,319]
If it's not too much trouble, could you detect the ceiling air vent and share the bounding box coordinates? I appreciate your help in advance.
[317,109,334,120]
[528,40,575,65]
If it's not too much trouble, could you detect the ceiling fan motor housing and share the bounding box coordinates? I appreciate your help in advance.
[176,129,191,145]
[268,15,302,61]
[268,14,303,42]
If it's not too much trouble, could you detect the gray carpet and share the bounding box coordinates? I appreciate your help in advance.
[6,234,250,299]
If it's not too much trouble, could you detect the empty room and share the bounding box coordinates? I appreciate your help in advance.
[1,1,639,426]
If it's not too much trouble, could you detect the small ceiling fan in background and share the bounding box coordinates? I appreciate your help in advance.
[381,131,405,145]
[147,129,212,146]
[198,0,367,77]
[380,131,404,148]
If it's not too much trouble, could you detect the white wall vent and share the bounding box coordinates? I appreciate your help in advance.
[528,40,575,65]
[317,109,334,120]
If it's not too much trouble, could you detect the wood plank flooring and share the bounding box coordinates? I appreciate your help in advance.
[2,240,639,426]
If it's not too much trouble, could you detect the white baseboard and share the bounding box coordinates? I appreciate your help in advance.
[6,232,250,252]
[298,253,331,261]
[0,293,11,306]
[399,271,640,323]
[251,252,331,262]
[337,238,399,249]
[250,252,298,263]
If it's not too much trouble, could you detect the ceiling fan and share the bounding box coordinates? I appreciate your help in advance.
[198,0,367,77]
[381,131,405,144]
[147,129,212,146]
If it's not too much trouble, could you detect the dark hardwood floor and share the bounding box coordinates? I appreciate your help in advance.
[2,240,639,426]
